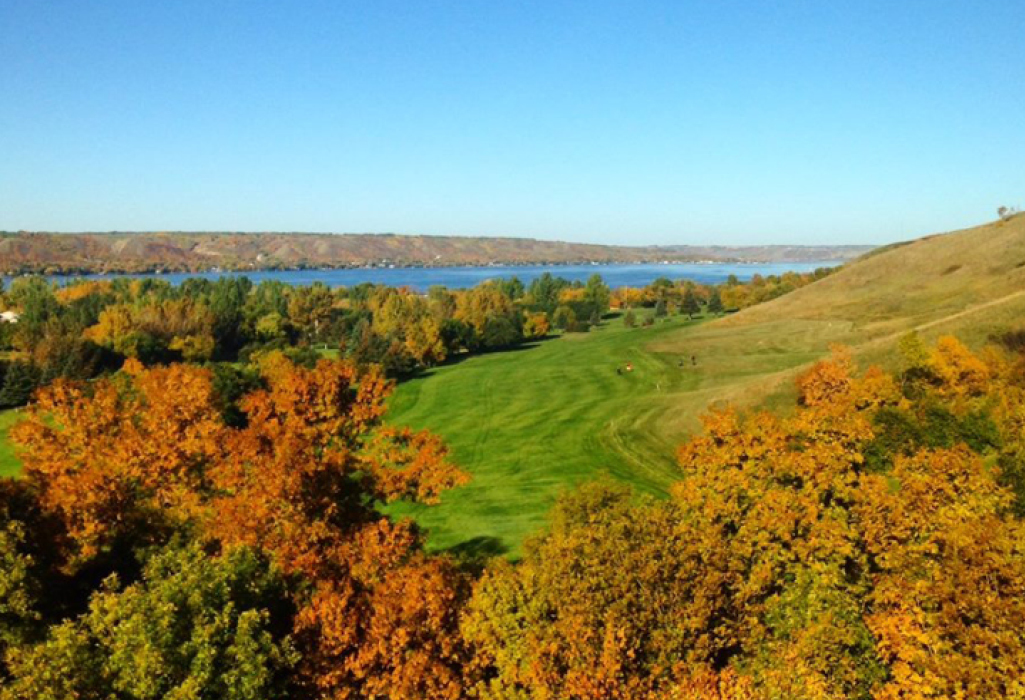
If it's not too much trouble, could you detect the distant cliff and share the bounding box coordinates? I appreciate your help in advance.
[0,231,873,274]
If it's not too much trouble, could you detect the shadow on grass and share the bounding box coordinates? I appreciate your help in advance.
[442,536,511,569]
[443,340,546,368]
[397,339,554,383]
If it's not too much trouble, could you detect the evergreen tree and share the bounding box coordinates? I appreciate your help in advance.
[583,275,611,319]
[0,362,40,408]
[682,288,701,318]
[707,288,724,315]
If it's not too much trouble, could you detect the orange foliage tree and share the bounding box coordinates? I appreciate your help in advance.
[12,354,472,699]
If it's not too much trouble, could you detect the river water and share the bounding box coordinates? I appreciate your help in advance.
[5,261,841,292]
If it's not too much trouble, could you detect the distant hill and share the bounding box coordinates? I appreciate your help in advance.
[0,231,872,275]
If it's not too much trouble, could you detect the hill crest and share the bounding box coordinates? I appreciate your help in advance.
[0,231,871,275]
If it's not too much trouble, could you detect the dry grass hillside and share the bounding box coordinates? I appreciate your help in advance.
[725,213,1025,341]
[643,214,1025,444]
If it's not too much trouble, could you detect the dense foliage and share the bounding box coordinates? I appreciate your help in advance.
[0,269,809,406]
[1,355,471,698]
[610,267,834,314]
[7,262,1025,698]
[0,273,611,404]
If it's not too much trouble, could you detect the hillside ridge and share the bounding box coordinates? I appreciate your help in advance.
[635,214,1025,455]
[0,230,872,274]
[721,213,1025,338]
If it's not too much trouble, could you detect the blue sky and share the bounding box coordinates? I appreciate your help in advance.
[1,1,1022,245]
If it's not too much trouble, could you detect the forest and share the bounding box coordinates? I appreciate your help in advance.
[2,258,1025,698]
[0,268,829,409]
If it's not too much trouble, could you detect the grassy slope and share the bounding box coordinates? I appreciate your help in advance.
[718,214,1025,343]
[650,214,1025,399]
[0,409,21,478]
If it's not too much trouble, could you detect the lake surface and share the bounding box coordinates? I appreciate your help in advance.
[7,261,842,292]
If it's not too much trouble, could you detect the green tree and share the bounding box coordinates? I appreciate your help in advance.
[583,274,611,318]
[497,277,525,300]
[527,273,567,313]
[482,316,520,349]
[208,277,254,357]
[707,288,724,315]
[682,288,701,318]
[1,543,298,700]
[0,362,40,408]
[0,520,41,656]
[287,283,335,345]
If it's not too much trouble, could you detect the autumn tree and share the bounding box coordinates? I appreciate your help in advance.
[857,447,1025,698]
[610,286,646,310]
[522,311,550,340]
[85,298,216,363]
[370,288,447,367]
[672,347,1025,698]
[11,355,473,698]
[463,482,729,699]
[552,305,576,331]
[453,283,523,351]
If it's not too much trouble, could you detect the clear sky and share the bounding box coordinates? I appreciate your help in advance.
[1,1,1022,245]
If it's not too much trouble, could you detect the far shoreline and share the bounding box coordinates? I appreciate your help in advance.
[2,260,845,293]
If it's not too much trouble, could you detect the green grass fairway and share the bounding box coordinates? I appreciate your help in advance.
[0,409,22,478]
[385,313,821,557]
